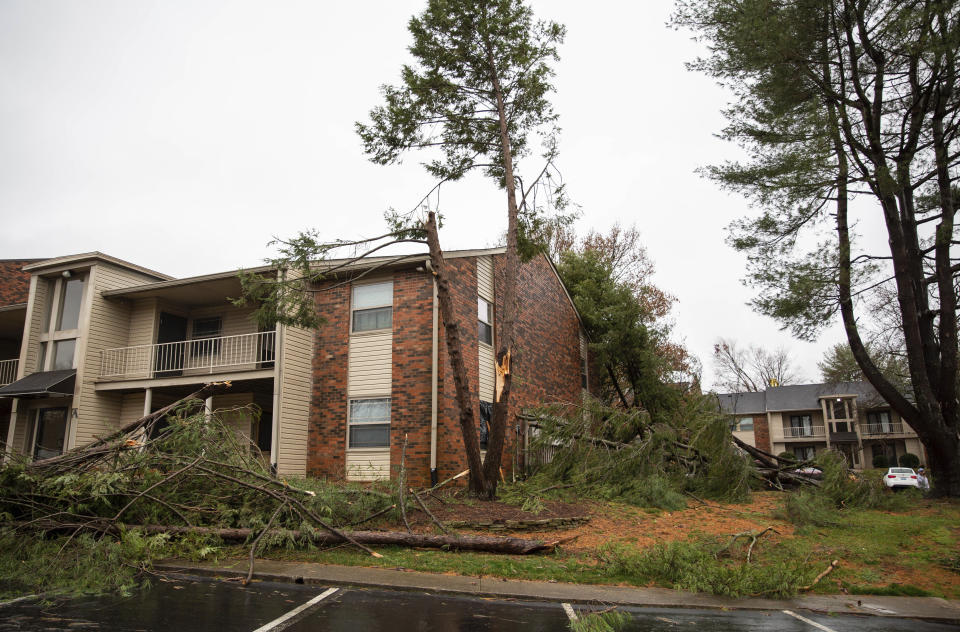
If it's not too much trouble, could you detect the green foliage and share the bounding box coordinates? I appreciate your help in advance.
[872,453,890,469]
[778,451,923,528]
[356,0,564,184]
[899,453,920,469]
[569,610,630,632]
[598,537,814,598]
[555,249,680,416]
[0,406,399,598]
[525,396,753,510]
[777,451,796,463]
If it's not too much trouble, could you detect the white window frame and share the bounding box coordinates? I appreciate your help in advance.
[478,296,493,346]
[347,397,391,449]
[350,281,394,334]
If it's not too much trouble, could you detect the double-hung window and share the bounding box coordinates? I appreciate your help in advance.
[348,398,391,448]
[190,317,222,358]
[478,297,493,345]
[352,282,393,333]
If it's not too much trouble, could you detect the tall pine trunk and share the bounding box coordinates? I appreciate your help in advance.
[423,213,488,496]
[479,44,520,499]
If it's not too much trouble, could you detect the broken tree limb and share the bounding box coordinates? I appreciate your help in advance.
[411,489,451,534]
[190,462,383,558]
[135,525,558,554]
[28,382,233,473]
[244,501,286,586]
[801,560,839,591]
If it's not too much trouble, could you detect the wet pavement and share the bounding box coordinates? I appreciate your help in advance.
[1,576,957,631]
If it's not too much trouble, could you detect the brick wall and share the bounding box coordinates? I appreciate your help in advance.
[0,260,38,308]
[753,414,771,453]
[306,281,350,479]
[390,269,434,486]
[305,253,587,485]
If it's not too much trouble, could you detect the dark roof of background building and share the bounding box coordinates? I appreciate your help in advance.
[717,381,889,414]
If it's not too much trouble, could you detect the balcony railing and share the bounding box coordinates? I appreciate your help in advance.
[0,359,18,386]
[861,422,905,436]
[100,331,276,381]
[782,425,826,438]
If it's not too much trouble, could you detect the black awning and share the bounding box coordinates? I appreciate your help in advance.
[0,370,76,398]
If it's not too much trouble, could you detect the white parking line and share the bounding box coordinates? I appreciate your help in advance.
[251,587,339,632]
[783,609,838,632]
[561,602,579,622]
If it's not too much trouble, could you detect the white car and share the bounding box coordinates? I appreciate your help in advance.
[884,467,920,489]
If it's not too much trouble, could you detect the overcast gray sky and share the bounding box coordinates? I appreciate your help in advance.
[0,0,861,388]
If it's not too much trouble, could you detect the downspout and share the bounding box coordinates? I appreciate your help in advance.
[427,258,439,486]
[270,268,286,475]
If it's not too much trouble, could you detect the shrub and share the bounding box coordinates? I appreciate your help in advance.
[872,453,889,469]
[778,451,797,463]
[899,453,920,468]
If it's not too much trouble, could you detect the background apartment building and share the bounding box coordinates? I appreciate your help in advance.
[718,381,927,468]
[0,249,589,487]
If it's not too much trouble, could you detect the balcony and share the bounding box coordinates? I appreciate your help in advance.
[100,331,276,381]
[782,424,826,438]
[861,422,905,436]
[0,359,18,386]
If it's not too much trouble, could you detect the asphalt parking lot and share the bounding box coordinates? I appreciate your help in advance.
[1,576,957,631]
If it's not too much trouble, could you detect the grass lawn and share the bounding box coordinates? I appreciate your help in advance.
[242,490,960,599]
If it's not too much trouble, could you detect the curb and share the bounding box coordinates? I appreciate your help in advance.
[154,560,960,624]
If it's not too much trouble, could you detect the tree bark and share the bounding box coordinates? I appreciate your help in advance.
[424,212,487,496]
[481,41,519,499]
[138,524,556,554]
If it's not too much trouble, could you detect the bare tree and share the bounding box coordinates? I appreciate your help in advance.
[713,338,802,393]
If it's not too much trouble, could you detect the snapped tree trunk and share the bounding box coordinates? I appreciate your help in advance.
[424,212,487,496]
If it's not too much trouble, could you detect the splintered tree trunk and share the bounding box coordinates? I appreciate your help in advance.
[424,212,487,496]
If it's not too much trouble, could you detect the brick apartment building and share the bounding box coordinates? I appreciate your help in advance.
[0,249,590,486]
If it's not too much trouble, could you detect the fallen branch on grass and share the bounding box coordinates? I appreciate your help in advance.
[719,526,780,563]
[800,559,839,591]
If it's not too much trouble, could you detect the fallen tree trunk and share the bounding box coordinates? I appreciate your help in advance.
[136,524,557,554]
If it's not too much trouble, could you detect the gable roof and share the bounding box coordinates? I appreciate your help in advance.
[718,381,892,414]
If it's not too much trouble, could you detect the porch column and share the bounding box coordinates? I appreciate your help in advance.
[143,388,153,417]
[204,396,213,423]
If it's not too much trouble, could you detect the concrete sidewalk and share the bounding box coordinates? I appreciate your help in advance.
[156,558,960,624]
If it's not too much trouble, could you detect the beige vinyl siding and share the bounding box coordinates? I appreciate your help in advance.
[346,449,391,481]
[73,264,158,447]
[23,278,48,374]
[126,298,158,348]
[345,281,394,482]
[477,256,494,301]
[348,333,392,397]
[479,345,495,402]
[119,392,147,425]
[276,324,313,477]
[188,305,259,338]
[212,392,256,439]
[11,407,31,453]
[477,256,496,403]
